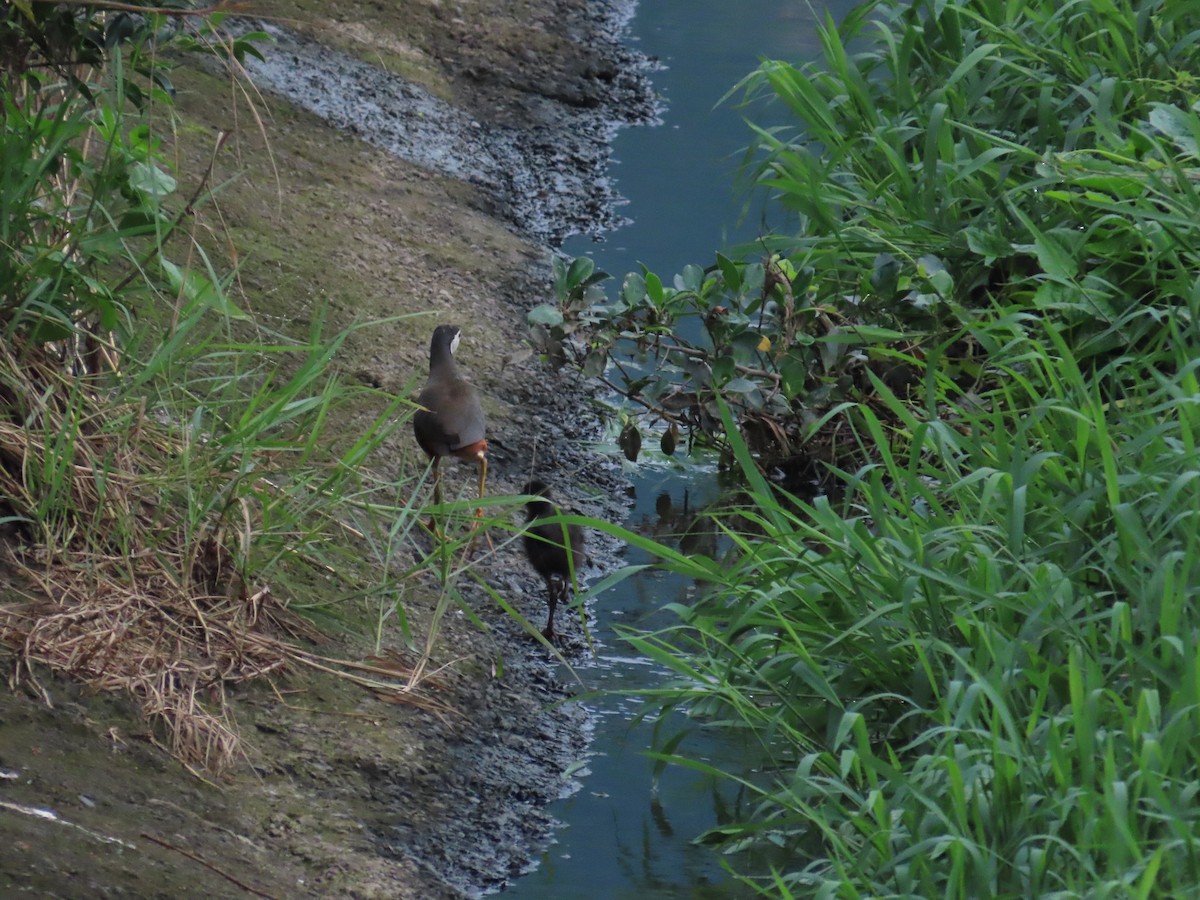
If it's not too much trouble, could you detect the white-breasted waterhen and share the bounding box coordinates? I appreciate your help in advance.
[414,325,488,521]
[521,479,586,640]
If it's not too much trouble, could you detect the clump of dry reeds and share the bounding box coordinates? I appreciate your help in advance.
[0,339,439,774]
[0,9,447,774]
[4,563,294,772]
[0,342,298,772]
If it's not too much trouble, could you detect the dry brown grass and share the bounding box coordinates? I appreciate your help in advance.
[2,562,293,773]
[0,7,454,776]
[0,340,441,774]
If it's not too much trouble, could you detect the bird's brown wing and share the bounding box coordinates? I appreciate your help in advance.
[416,379,485,455]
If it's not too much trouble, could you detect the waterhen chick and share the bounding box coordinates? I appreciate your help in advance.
[522,479,586,640]
[413,325,488,514]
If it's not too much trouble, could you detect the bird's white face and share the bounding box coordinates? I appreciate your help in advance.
[450,330,461,355]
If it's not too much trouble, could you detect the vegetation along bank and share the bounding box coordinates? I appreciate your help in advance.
[0,0,652,896]
[541,1,1200,896]
[3,0,1199,897]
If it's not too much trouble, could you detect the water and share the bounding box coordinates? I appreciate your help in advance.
[506,2,858,896]
[510,468,762,899]
[564,0,854,283]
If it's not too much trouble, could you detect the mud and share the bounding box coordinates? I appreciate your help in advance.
[0,0,654,896]
[238,7,655,246]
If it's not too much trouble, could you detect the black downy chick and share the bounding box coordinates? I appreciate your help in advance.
[521,479,586,639]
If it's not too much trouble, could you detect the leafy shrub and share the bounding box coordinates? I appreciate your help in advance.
[0,3,265,346]
[538,0,1200,476]
[602,1,1200,895]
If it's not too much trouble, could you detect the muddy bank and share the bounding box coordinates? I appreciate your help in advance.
[1,0,654,896]
[238,6,655,245]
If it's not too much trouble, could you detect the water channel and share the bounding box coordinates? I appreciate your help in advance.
[506,1,858,896]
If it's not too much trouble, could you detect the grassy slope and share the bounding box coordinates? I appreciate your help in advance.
[0,1,611,895]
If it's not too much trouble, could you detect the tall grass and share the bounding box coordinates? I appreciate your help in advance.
[617,0,1200,895]
[0,8,470,770]
[545,0,1200,471]
[629,317,1200,895]
[739,0,1199,358]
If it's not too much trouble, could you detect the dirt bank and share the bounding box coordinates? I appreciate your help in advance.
[0,1,653,896]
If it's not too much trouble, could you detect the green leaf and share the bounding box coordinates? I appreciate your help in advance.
[678,264,705,292]
[161,259,247,319]
[822,325,906,344]
[551,256,567,297]
[965,227,1014,261]
[927,268,953,296]
[152,69,175,98]
[527,303,564,327]
[623,272,647,307]
[781,355,808,399]
[233,33,270,64]
[1009,206,1078,279]
[1148,104,1200,158]
[716,253,741,292]
[944,42,1000,89]
[645,271,664,306]
[566,256,596,290]
[1032,231,1077,280]
[128,161,176,199]
[711,355,735,384]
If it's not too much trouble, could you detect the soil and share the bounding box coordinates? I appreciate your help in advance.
[0,1,655,897]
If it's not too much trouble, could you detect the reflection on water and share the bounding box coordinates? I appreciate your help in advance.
[646,486,723,562]
[507,470,780,899]
[507,1,859,896]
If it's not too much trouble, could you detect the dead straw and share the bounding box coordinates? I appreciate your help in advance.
[0,341,435,774]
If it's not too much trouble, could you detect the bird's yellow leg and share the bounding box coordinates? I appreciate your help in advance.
[475,454,488,505]
[466,454,493,554]
[424,458,444,538]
